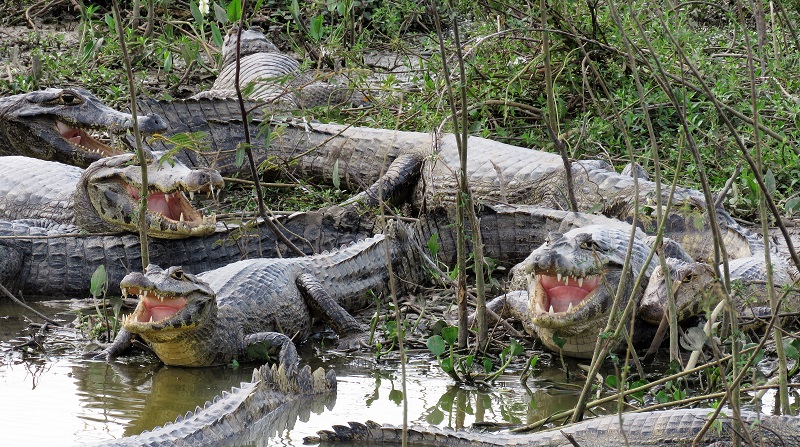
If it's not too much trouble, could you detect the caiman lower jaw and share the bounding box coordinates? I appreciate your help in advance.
[528,271,603,323]
[124,183,218,237]
[56,120,123,158]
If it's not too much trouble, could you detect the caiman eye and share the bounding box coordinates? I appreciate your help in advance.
[62,92,77,104]
[580,240,601,251]
[681,273,696,283]
[171,269,185,280]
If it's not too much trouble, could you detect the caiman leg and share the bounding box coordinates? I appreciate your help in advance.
[295,273,366,349]
[482,291,538,337]
[342,153,423,207]
[243,332,298,375]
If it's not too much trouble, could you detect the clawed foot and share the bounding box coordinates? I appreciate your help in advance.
[335,332,370,352]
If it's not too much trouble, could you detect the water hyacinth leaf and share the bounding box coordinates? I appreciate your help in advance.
[90,265,107,297]
[606,375,618,388]
[426,335,446,357]
[786,197,800,215]
[463,354,474,369]
[388,389,403,404]
[439,357,454,374]
[483,357,493,374]
[163,50,173,73]
[425,408,444,425]
[441,326,458,345]
[508,339,523,357]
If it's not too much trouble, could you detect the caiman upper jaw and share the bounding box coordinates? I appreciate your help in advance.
[56,120,123,159]
[124,183,218,234]
[528,270,606,326]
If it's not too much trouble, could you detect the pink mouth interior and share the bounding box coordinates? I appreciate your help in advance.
[139,292,188,322]
[56,120,98,147]
[126,184,186,221]
[538,274,601,313]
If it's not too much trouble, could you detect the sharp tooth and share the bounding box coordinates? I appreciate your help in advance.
[189,191,195,200]
[121,287,128,298]
[568,302,573,312]
[165,194,170,203]
[180,212,185,222]
[578,277,583,287]
[564,276,569,286]
[149,316,154,322]
[557,273,562,283]
[549,305,555,315]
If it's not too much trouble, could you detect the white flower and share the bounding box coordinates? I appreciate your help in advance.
[198,0,210,16]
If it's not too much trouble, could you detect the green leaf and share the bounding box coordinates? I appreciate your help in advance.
[605,375,618,388]
[163,51,173,73]
[189,0,203,25]
[655,390,670,403]
[439,357,454,373]
[213,2,228,23]
[246,340,273,360]
[426,335,446,357]
[786,197,800,214]
[552,333,567,348]
[290,0,300,18]
[235,142,250,168]
[332,159,340,190]
[309,15,324,41]
[508,339,524,357]
[765,169,775,195]
[427,232,440,258]
[89,265,107,298]
[227,0,242,22]
[529,355,539,370]
[210,22,223,47]
[441,326,458,345]
[783,340,798,359]
[104,14,115,33]
[483,357,493,374]
[464,354,474,369]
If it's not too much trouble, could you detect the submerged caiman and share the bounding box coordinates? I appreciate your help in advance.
[137,97,710,222]
[106,229,422,366]
[306,408,800,446]
[0,87,166,166]
[0,152,222,239]
[85,348,337,447]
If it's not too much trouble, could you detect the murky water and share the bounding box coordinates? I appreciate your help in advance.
[0,298,602,446]
[5,298,787,446]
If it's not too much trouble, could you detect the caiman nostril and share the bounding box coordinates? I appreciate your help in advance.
[139,113,168,133]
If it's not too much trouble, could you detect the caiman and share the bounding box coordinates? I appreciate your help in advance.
[305,408,800,446]
[640,247,800,326]
[137,97,713,224]
[0,152,222,239]
[104,229,420,367]
[489,210,766,358]
[85,348,337,447]
[192,27,365,108]
[0,206,375,298]
[0,87,166,166]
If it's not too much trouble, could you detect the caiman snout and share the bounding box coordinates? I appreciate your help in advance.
[187,168,225,191]
[136,113,168,133]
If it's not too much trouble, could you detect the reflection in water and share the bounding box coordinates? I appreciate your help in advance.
[1,300,596,446]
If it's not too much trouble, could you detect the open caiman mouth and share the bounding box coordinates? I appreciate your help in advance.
[124,182,216,229]
[122,287,189,325]
[56,119,124,158]
[528,269,608,327]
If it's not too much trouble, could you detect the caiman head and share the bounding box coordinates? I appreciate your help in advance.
[73,151,224,239]
[121,264,216,345]
[0,88,166,166]
[521,225,657,358]
[639,258,717,325]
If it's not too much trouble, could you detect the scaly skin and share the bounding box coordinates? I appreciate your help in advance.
[0,206,375,298]
[85,353,337,447]
[114,230,420,366]
[0,152,222,239]
[0,88,166,166]
[192,27,364,108]
[138,97,718,225]
[305,408,800,446]
[640,249,800,326]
